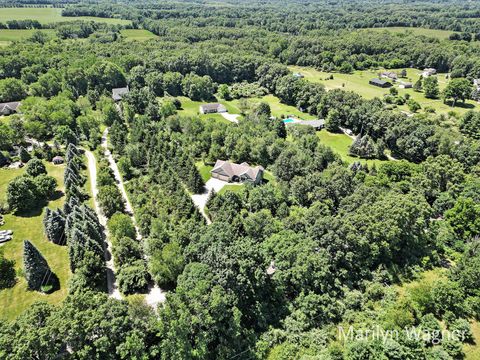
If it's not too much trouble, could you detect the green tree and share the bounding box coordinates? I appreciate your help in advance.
[423,76,440,99]
[0,249,16,289]
[23,240,57,291]
[98,185,124,218]
[407,99,421,112]
[460,111,480,139]
[19,146,31,163]
[25,158,47,177]
[7,176,38,212]
[149,241,184,287]
[0,77,27,102]
[413,76,423,92]
[443,78,473,106]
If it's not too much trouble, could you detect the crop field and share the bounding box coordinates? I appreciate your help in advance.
[289,65,478,116]
[0,29,55,42]
[364,26,456,40]
[120,29,158,41]
[0,162,71,321]
[0,8,131,25]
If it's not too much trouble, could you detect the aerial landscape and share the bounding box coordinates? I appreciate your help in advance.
[0,0,480,358]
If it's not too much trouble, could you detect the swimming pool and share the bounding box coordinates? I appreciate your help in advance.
[283,118,295,123]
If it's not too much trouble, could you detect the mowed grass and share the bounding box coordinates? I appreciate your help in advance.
[289,65,478,116]
[316,129,389,167]
[0,29,55,42]
[195,161,213,182]
[218,184,243,195]
[0,162,71,321]
[364,27,456,40]
[0,8,131,25]
[176,96,233,124]
[120,29,158,41]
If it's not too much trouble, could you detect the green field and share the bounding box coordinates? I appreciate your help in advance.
[176,96,234,124]
[364,27,456,40]
[316,129,389,167]
[120,29,158,41]
[0,8,131,25]
[0,29,55,43]
[0,162,71,321]
[290,65,478,116]
[195,161,213,182]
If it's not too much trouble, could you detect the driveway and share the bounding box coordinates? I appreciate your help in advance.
[220,112,240,123]
[191,178,240,224]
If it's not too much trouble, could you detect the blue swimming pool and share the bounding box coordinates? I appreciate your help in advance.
[283,118,295,123]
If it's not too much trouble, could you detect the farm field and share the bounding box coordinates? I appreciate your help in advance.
[0,8,131,25]
[0,29,55,43]
[289,65,478,116]
[0,162,70,321]
[364,26,456,39]
[120,29,158,41]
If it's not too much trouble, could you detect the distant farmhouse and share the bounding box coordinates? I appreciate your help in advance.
[292,72,304,79]
[380,71,398,81]
[0,101,21,116]
[199,103,227,114]
[211,160,264,185]
[422,68,437,77]
[369,78,392,88]
[398,81,413,89]
[112,87,129,102]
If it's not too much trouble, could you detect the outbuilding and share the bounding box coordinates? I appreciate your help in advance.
[369,78,392,88]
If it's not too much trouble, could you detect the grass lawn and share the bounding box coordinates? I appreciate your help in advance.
[289,65,478,116]
[317,129,389,167]
[120,29,158,41]
[0,29,55,44]
[465,320,480,360]
[176,96,232,124]
[0,162,71,321]
[0,8,131,25]
[196,161,213,182]
[364,27,455,40]
[218,184,244,195]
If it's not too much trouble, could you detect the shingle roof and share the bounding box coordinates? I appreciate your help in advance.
[0,101,21,113]
[112,87,129,101]
[200,103,226,112]
[211,160,264,180]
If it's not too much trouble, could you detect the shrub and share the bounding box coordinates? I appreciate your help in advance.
[0,249,16,289]
[25,158,47,177]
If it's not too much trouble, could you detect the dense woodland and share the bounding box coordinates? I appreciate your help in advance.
[0,0,480,359]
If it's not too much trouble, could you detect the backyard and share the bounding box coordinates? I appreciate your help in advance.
[0,162,70,321]
[289,65,478,116]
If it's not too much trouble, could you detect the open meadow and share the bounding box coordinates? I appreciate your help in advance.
[363,26,456,40]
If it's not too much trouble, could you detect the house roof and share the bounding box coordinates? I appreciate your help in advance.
[297,119,325,128]
[112,87,129,101]
[370,78,391,86]
[211,160,264,180]
[0,101,21,113]
[200,103,226,111]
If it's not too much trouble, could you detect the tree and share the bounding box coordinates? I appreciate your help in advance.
[25,158,47,177]
[23,240,57,292]
[0,249,15,289]
[116,260,149,294]
[107,212,136,240]
[325,109,342,132]
[217,84,231,100]
[443,78,473,106]
[33,174,57,199]
[98,185,124,218]
[413,76,423,92]
[460,111,480,139]
[423,76,439,99]
[149,241,184,287]
[19,146,30,163]
[43,208,66,245]
[407,99,421,112]
[0,78,27,102]
[7,176,39,212]
[182,73,216,101]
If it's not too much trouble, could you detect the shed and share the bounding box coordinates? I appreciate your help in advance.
[52,156,64,165]
[369,78,392,88]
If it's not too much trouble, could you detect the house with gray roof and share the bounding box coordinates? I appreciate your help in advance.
[211,160,264,184]
[369,78,392,88]
[0,101,21,116]
[199,103,227,114]
[112,87,129,102]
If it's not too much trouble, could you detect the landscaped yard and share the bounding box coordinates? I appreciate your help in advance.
[0,162,70,321]
[316,129,389,167]
[0,29,55,44]
[195,161,213,182]
[120,29,158,41]
[0,7,131,25]
[289,65,478,116]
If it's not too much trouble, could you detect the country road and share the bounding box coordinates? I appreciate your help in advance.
[101,129,166,307]
[84,149,122,299]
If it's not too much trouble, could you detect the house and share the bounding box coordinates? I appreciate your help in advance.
[398,81,413,89]
[52,156,64,165]
[369,78,392,88]
[422,68,437,77]
[112,87,129,102]
[199,103,227,114]
[380,71,398,81]
[0,101,21,116]
[474,79,480,91]
[211,160,264,184]
[293,72,304,79]
[296,119,325,130]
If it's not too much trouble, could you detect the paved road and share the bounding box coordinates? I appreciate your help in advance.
[84,149,122,299]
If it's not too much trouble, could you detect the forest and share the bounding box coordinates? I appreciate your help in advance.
[0,0,479,359]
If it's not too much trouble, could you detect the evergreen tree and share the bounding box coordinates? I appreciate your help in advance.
[23,240,56,291]
[43,208,66,245]
[110,119,128,154]
[25,158,47,177]
[65,143,79,164]
[414,76,423,92]
[19,146,31,163]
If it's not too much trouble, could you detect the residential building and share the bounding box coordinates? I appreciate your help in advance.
[199,103,227,114]
[0,101,21,116]
[112,87,129,102]
[211,160,264,184]
[422,68,437,77]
